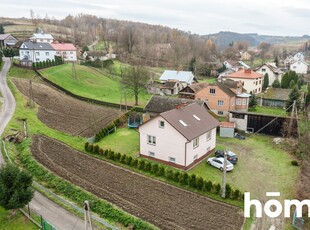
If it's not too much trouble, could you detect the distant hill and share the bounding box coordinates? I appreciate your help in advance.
[204,31,309,49]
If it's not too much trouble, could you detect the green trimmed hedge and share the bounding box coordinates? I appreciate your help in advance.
[18,139,154,229]
[84,143,243,200]
[94,111,131,142]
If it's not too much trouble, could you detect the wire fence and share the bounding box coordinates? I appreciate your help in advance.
[1,140,118,230]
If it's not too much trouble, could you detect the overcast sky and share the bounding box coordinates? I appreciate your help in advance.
[1,0,310,36]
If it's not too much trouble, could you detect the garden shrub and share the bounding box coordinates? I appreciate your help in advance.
[84,142,89,151]
[87,144,94,152]
[178,172,186,185]
[151,164,159,174]
[225,184,232,198]
[188,174,196,188]
[137,159,145,170]
[232,189,241,200]
[165,169,173,180]
[99,149,104,155]
[203,180,213,192]
[196,176,204,190]
[107,150,115,160]
[291,160,299,166]
[131,159,138,168]
[214,183,221,194]
[115,152,121,161]
[156,165,165,176]
[125,156,133,166]
[144,162,152,172]
[173,171,180,182]
[93,145,99,154]
[120,154,126,164]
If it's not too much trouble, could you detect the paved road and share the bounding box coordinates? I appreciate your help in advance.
[0,58,85,230]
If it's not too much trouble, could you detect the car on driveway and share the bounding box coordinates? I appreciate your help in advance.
[215,150,238,164]
[207,157,234,172]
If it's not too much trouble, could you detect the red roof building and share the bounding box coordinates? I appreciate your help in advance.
[50,43,77,61]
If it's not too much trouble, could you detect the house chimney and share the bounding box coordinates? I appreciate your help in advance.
[244,69,252,74]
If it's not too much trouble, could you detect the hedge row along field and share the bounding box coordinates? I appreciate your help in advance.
[85,142,243,201]
[17,138,154,230]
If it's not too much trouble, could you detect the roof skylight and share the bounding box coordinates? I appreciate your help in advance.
[179,120,187,127]
[193,115,200,121]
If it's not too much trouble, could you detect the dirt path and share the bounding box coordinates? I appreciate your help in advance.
[12,79,122,137]
[31,135,244,230]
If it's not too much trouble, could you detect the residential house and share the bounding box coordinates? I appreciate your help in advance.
[179,80,250,116]
[290,60,309,74]
[83,51,107,61]
[160,80,184,95]
[51,43,77,61]
[19,41,56,64]
[31,33,54,43]
[0,34,18,48]
[257,88,291,108]
[159,70,197,85]
[139,103,219,170]
[221,68,263,94]
[294,52,305,62]
[240,51,252,61]
[255,62,283,86]
[223,60,250,71]
[144,95,209,117]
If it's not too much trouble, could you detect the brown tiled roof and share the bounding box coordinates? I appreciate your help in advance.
[219,122,235,128]
[188,82,209,93]
[161,80,178,89]
[145,96,209,114]
[214,82,236,97]
[160,103,219,140]
[225,69,263,79]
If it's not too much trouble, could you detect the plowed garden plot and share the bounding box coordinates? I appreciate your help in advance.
[12,79,122,137]
[31,135,244,230]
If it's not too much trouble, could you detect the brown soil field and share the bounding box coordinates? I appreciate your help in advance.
[13,79,122,137]
[31,135,244,230]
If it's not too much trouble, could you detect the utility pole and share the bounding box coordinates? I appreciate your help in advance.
[84,200,93,230]
[221,151,227,199]
[289,100,296,137]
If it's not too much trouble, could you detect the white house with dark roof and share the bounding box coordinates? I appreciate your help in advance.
[159,70,196,85]
[290,60,309,74]
[255,62,283,86]
[19,41,56,63]
[139,103,219,170]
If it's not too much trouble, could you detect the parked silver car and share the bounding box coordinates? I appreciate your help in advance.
[207,157,234,172]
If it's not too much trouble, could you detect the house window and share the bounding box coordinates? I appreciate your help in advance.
[193,154,198,160]
[236,99,241,105]
[35,52,40,56]
[218,111,224,115]
[169,157,176,163]
[210,88,216,94]
[70,51,73,54]
[217,100,224,106]
[45,52,49,56]
[148,151,155,157]
[259,80,262,84]
[262,68,266,72]
[193,137,199,148]
[147,135,156,145]
[36,58,40,62]
[159,120,165,128]
[206,131,211,141]
[243,99,246,105]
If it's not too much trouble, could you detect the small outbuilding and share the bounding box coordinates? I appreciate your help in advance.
[219,122,235,138]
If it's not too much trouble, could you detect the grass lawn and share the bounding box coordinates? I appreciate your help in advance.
[97,127,139,157]
[39,63,151,106]
[198,77,217,84]
[190,135,299,201]
[0,207,37,230]
[250,106,288,116]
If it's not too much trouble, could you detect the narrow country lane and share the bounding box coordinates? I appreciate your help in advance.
[0,58,86,230]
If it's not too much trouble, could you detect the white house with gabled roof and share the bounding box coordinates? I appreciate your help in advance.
[139,103,219,170]
[255,62,283,86]
[31,33,54,43]
[290,60,309,74]
[159,70,197,85]
[19,41,56,63]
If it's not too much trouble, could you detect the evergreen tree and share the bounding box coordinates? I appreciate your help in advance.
[0,25,4,34]
[272,79,281,88]
[281,71,298,89]
[289,80,295,89]
[263,73,269,91]
[188,57,196,73]
[249,94,258,111]
[286,85,301,112]
[0,164,34,211]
